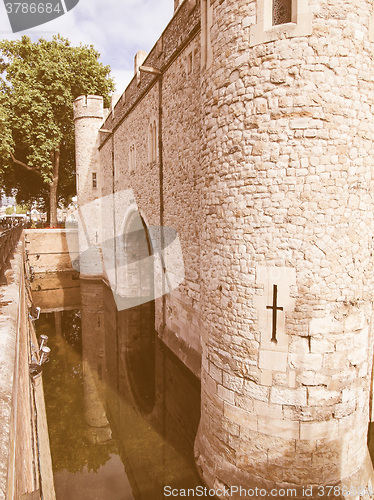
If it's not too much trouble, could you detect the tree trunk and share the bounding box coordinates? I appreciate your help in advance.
[49,147,60,227]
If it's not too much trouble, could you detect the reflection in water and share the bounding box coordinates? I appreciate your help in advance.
[34,277,203,500]
[38,311,124,500]
[102,279,202,499]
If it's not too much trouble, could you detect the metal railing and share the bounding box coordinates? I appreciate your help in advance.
[0,222,24,284]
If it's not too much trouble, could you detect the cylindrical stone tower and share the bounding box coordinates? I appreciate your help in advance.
[196,0,374,496]
[73,95,105,278]
[73,98,111,442]
[73,95,104,207]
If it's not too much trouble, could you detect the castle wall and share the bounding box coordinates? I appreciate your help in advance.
[161,32,202,374]
[195,0,374,496]
[74,95,104,208]
[73,95,105,278]
[95,0,203,377]
[25,229,78,273]
[109,84,160,226]
[74,0,374,496]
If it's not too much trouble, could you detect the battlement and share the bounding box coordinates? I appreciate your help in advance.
[73,95,104,121]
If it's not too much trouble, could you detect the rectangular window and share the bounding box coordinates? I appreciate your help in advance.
[250,0,312,47]
[273,0,292,25]
[92,172,97,188]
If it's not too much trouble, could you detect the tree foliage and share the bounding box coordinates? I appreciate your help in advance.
[15,203,29,214]
[0,35,114,223]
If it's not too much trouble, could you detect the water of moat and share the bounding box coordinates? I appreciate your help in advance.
[32,273,374,499]
[32,274,203,500]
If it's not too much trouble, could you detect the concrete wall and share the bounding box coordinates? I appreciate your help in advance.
[0,236,55,499]
[25,229,78,273]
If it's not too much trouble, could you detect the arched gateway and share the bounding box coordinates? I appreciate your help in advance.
[119,210,156,415]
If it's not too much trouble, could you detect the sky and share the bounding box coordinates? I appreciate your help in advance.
[0,0,173,93]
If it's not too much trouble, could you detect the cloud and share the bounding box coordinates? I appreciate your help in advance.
[0,0,173,91]
[111,69,135,94]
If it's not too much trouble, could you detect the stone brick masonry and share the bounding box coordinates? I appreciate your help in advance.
[74,0,374,497]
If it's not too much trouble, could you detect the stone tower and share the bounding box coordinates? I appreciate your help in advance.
[73,95,104,208]
[73,95,105,278]
[195,0,374,496]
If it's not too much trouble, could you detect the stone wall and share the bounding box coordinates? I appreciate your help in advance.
[74,0,374,496]
[30,272,81,313]
[25,229,78,273]
[99,33,203,376]
[161,31,203,374]
[195,0,374,496]
[0,238,34,499]
[0,236,55,499]
[75,0,202,378]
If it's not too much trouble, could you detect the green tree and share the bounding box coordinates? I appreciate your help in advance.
[0,35,114,225]
[15,204,29,214]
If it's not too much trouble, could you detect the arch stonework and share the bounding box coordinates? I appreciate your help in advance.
[116,208,154,304]
[119,212,156,416]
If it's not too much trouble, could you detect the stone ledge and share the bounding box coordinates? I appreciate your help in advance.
[0,237,55,500]
[0,239,23,498]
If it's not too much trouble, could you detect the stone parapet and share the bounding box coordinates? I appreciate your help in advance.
[73,95,104,121]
